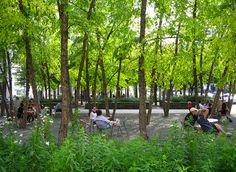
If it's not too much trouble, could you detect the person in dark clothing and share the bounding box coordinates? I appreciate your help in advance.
[17,102,24,119]
[184,107,199,131]
[221,102,233,122]
[198,109,231,136]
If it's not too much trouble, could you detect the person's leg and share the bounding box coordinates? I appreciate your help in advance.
[213,123,225,133]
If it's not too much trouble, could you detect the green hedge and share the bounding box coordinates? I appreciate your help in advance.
[1,119,236,172]
[170,96,213,103]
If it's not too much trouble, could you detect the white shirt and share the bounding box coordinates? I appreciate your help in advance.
[94,115,112,126]
[90,111,97,120]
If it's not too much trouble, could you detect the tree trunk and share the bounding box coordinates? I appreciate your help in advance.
[85,50,90,103]
[199,41,204,96]
[205,51,217,97]
[147,67,155,124]
[57,0,71,144]
[99,58,110,116]
[210,64,229,116]
[6,51,13,118]
[46,63,52,115]
[92,59,99,107]
[111,57,122,120]
[138,0,147,139]
[163,22,181,117]
[19,0,40,114]
[192,0,198,101]
[154,83,157,106]
[0,53,9,117]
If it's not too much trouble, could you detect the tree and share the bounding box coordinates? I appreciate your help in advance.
[57,0,71,144]
[138,0,148,139]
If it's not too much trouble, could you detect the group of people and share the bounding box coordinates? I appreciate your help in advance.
[187,99,232,122]
[17,99,37,122]
[184,107,231,136]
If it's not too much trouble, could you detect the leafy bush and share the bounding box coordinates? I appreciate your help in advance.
[171,96,213,103]
[97,97,140,103]
[0,123,236,171]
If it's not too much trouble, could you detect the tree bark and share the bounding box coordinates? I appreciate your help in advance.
[205,52,217,97]
[199,41,204,96]
[138,0,148,139]
[210,64,229,116]
[57,0,71,144]
[192,0,198,101]
[111,57,122,120]
[19,0,40,114]
[46,63,52,115]
[92,59,99,107]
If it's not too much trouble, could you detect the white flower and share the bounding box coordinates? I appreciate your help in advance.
[49,120,53,124]
[19,134,23,137]
[14,131,17,134]
[45,141,50,146]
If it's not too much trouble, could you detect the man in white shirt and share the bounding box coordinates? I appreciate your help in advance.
[94,109,113,128]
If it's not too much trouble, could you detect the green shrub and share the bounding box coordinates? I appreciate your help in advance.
[170,96,213,103]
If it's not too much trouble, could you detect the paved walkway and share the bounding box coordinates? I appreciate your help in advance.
[1,105,236,142]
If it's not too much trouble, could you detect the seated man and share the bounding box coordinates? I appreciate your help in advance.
[198,108,231,136]
[94,109,113,129]
[183,107,199,131]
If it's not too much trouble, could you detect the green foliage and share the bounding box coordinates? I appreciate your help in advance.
[1,123,236,171]
[170,96,212,103]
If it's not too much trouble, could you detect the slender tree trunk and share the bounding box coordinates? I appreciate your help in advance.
[228,80,235,114]
[99,58,110,116]
[1,53,9,117]
[154,83,157,106]
[134,83,138,98]
[192,0,198,101]
[163,22,181,117]
[205,52,217,97]
[210,64,229,116]
[138,0,147,139]
[57,0,71,144]
[46,63,52,115]
[112,57,122,120]
[85,50,90,103]
[19,0,40,114]
[92,59,99,107]
[6,51,13,118]
[199,41,204,96]
[75,0,95,107]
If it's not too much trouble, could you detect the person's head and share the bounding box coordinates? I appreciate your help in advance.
[202,108,209,117]
[187,101,192,104]
[92,106,96,112]
[96,109,102,116]
[190,107,198,116]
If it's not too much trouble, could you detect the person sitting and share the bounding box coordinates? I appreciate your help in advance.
[89,106,97,122]
[94,109,113,129]
[17,102,24,119]
[187,101,193,112]
[183,107,200,131]
[197,108,231,136]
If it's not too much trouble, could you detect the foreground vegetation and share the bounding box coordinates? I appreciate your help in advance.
[0,116,236,172]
